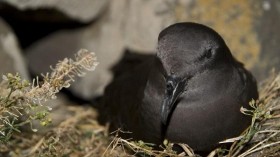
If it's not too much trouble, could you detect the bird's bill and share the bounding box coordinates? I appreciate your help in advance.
[161,78,186,125]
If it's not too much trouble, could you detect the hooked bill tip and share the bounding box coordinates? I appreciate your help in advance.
[161,104,169,125]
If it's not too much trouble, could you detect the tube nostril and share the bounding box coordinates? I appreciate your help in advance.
[166,81,173,91]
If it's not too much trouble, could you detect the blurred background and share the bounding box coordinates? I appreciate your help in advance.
[0,0,279,102]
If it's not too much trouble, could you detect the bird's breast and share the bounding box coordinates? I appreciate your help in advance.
[165,67,251,151]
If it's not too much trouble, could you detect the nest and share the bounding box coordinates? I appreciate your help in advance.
[1,71,279,157]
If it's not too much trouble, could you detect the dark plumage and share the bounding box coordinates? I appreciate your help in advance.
[99,22,258,151]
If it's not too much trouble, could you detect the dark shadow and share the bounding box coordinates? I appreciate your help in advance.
[110,49,155,79]
[0,2,92,49]
[95,49,155,122]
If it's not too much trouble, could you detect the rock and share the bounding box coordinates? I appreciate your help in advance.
[123,0,173,52]
[253,0,280,81]
[4,0,196,100]
[0,18,29,80]
[25,0,280,101]
[122,0,193,52]
[0,0,109,23]
[26,0,126,99]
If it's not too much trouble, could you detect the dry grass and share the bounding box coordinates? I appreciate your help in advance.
[1,105,196,157]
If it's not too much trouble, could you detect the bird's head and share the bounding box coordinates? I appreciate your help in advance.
[157,22,234,125]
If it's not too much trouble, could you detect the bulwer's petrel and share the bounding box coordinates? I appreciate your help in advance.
[99,22,258,151]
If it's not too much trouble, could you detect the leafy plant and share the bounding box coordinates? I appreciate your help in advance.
[0,49,98,144]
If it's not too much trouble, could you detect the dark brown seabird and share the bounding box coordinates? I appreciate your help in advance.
[99,22,259,151]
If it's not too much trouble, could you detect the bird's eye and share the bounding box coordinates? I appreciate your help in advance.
[205,49,213,58]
